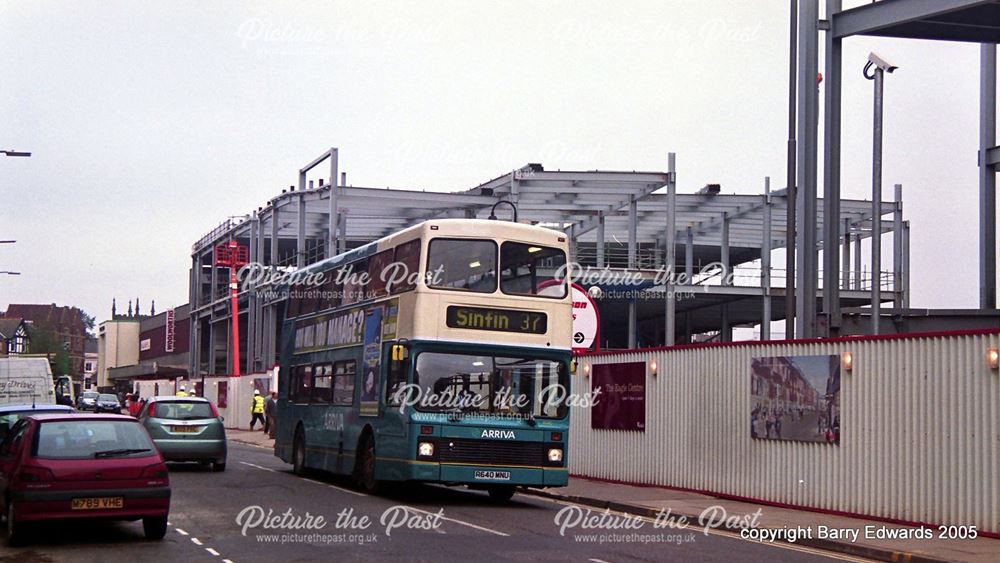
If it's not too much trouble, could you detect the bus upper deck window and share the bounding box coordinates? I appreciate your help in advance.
[500,242,567,298]
[426,239,497,293]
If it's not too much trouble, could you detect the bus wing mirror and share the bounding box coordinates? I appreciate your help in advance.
[391,344,409,362]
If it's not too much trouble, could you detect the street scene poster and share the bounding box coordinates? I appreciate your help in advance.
[591,362,646,431]
[750,355,840,444]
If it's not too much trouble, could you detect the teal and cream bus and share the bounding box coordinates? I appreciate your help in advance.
[274,219,572,499]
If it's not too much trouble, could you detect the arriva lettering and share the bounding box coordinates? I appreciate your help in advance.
[480,429,516,440]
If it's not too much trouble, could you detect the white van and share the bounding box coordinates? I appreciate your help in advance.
[0,357,56,406]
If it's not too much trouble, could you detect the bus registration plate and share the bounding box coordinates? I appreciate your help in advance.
[474,470,511,481]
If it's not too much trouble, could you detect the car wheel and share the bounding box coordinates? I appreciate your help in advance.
[213,461,226,472]
[292,426,307,476]
[6,500,23,547]
[143,515,168,540]
[354,433,378,493]
[487,485,516,502]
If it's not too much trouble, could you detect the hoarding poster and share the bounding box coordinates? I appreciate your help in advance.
[360,306,383,417]
[750,355,840,444]
[590,362,645,431]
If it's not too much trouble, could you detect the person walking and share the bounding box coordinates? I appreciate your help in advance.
[176,385,188,397]
[250,389,266,431]
[264,391,277,438]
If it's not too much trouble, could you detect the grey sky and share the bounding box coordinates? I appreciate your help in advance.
[0,1,994,325]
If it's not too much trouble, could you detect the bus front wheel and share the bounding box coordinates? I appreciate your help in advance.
[487,485,516,502]
[355,433,378,493]
[292,426,307,476]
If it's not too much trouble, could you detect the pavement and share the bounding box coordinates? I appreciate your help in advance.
[225,428,1000,562]
[526,477,1000,563]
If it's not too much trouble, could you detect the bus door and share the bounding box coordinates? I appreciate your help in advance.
[378,343,410,479]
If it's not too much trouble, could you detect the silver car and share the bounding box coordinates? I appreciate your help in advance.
[138,396,227,471]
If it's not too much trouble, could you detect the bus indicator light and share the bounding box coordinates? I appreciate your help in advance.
[550,432,562,442]
[420,425,434,435]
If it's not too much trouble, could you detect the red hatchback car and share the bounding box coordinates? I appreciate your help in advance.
[0,414,170,546]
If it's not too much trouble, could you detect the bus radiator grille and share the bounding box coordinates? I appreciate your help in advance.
[437,439,547,467]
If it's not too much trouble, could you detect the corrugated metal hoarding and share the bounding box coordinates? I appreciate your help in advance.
[570,330,1000,533]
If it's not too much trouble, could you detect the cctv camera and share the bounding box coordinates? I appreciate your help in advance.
[867,52,898,73]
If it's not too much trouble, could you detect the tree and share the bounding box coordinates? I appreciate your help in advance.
[25,323,71,376]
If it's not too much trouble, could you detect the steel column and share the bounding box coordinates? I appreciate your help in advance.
[721,212,731,286]
[685,227,694,280]
[762,177,772,340]
[795,0,819,338]
[893,184,903,308]
[871,65,885,335]
[628,302,637,349]
[841,218,851,290]
[327,148,339,259]
[628,196,637,269]
[902,220,911,308]
[853,233,862,291]
[785,0,798,339]
[665,153,677,346]
[981,44,997,309]
[297,192,306,268]
[596,213,605,268]
[823,0,843,329]
[247,214,257,374]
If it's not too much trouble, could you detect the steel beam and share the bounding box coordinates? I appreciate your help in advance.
[832,0,988,39]
[795,0,820,338]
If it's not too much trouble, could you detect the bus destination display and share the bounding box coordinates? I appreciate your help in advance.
[446,306,547,335]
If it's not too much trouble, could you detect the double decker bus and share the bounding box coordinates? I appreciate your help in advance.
[274,218,572,499]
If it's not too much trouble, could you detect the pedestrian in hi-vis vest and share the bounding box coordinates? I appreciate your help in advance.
[250,389,265,431]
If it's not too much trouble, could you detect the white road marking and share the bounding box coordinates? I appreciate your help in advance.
[529,495,873,563]
[589,559,612,563]
[402,505,509,537]
[175,528,189,536]
[239,461,277,472]
[206,548,220,556]
[305,477,367,498]
[223,560,234,563]
[191,537,203,546]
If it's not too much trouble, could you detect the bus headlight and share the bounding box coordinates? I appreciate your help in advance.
[418,441,435,458]
[547,448,563,463]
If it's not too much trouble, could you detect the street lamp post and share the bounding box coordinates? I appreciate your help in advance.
[864,52,898,336]
[1,150,31,157]
[0,272,20,275]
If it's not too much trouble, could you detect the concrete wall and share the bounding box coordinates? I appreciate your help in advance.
[570,330,1000,533]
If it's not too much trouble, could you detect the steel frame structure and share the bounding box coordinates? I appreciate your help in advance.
[801,0,1000,341]
[188,150,905,376]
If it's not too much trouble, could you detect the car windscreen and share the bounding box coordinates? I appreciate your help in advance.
[35,420,155,459]
[82,392,99,398]
[98,394,118,402]
[152,401,215,420]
